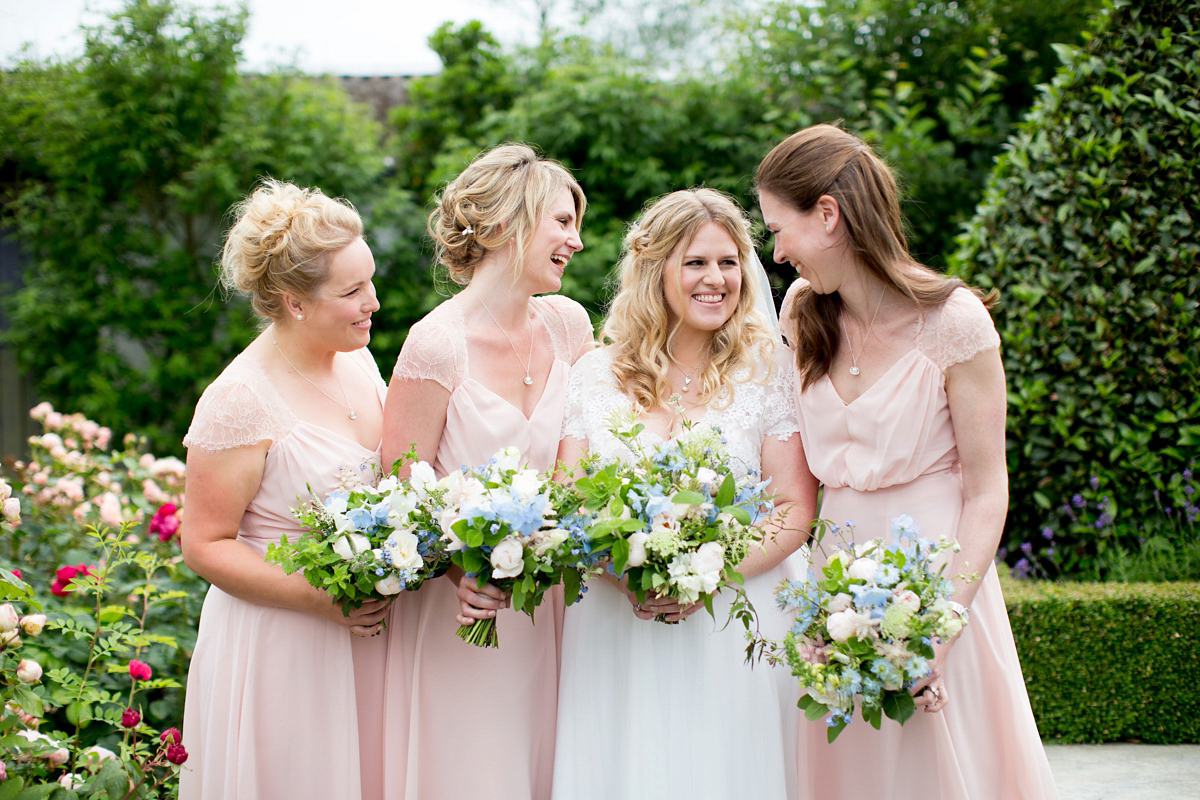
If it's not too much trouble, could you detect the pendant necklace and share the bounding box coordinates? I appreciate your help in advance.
[667,354,705,393]
[480,299,535,386]
[841,288,885,377]
[272,335,357,419]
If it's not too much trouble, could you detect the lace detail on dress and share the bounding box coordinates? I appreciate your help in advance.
[183,356,297,453]
[538,294,594,362]
[562,346,799,481]
[916,288,1001,370]
[392,305,465,391]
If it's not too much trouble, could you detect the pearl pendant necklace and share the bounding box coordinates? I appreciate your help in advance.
[668,354,703,394]
[479,299,535,386]
[841,289,885,377]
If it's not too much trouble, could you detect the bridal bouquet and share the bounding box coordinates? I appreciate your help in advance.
[773,515,968,742]
[267,458,451,613]
[442,447,598,648]
[574,410,772,629]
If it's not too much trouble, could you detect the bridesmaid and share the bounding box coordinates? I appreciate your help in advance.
[380,144,593,800]
[757,124,1059,799]
[180,180,389,799]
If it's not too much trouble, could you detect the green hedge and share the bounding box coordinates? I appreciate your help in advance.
[950,0,1200,570]
[1004,575,1200,743]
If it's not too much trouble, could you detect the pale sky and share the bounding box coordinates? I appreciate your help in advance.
[0,0,541,75]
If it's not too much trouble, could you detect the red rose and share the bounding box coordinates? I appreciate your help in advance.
[121,708,141,728]
[128,660,152,681]
[55,565,79,582]
[159,727,182,744]
[165,743,188,765]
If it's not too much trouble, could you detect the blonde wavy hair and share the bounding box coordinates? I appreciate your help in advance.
[428,143,586,286]
[603,188,776,411]
[219,178,363,321]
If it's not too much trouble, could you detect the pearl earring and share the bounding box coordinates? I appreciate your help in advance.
[297,314,304,321]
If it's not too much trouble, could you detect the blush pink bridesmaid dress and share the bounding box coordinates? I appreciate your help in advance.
[381,294,593,800]
[783,281,1059,800]
[180,347,387,800]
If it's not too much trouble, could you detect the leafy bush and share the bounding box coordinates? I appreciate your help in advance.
[951,0,1200,574]
[1004,573,1200,743]
[1,403,204,795]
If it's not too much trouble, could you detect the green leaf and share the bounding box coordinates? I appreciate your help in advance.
[883,691,917,726]
[715,473,736,507]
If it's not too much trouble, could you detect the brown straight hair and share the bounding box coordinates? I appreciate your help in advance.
[755,124,992,389]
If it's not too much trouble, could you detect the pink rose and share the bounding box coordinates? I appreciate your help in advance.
[128,660,152,681]
[0,604,18,633]
[20,614,47,636]
[2,498,20,526]
[16,659,41,684]
[29,402,53,421]
[98,492,124,528]
[121,708,141,728]
[490,536,526,580]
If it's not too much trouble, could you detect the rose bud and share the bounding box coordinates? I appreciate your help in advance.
[165,743,188,765]
[19,614,47,636]
[0,604,18,632]
[121,708,141,728]
[16,659,42,684]
[128,660,153,681]
[0,629,21,649]
[159,727,182,745]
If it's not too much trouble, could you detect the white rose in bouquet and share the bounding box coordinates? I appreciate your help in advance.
[532,528,569,558]
[691,541,726,576]
[510,469,542,501]
[694,467,719,493]
[331,532,371,561]
[826,608,876,643]
[826,592,854,613]
[409,461,437,497]
[495,446,522,473]
[490,536,526,579]
[384,530,424,572]
[625,531,650,568]
[386,489,418,523]
[830,550,853,570]
[892,588,921,611]
[848,557,879,582]
[438,509,465,550]
[374,574,405,595]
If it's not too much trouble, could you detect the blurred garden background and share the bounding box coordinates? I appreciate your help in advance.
[0,0,1197,795]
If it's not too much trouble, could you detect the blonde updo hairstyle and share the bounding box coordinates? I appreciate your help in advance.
[428,143,586,286]
[219,178,363,321]
[603,188,776,412]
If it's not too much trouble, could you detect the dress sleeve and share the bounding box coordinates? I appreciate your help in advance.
[540,295,596,363]
[561,349,606,441]
[183,367,290,453]
[761,343,801,442]
[391,315,461,392]
[936,289,1002,370]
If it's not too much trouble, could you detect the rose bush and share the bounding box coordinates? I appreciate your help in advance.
[1,404,203,797]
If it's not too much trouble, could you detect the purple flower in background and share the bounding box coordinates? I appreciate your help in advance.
[1041,527,1054,540]
[1071,494,1085,509]
[1090,476,1100,490]
[1020,541,1034,556]
[1013,558,1032,579]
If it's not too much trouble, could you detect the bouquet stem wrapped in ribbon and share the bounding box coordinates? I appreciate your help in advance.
[440,447,599,648]
[772,515,970,742]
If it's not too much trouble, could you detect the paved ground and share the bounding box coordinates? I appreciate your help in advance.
[1045,743,1200,800]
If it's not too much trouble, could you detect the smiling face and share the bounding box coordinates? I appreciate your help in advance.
[521,186,583,294]
[759,189,840,294]
[663,221,742,337]
[298,237,379,351]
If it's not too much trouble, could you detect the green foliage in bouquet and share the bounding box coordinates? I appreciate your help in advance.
[950,0,1200,575]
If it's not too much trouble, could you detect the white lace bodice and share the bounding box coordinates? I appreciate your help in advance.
[561,344,799,482]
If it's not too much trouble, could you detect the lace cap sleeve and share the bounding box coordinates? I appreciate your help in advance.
[539,295,596,363]
[934,288,1001,370]
[762,343,801,441]
[183,358,292,453]
[391,307,463,392]
[561,348,611,441]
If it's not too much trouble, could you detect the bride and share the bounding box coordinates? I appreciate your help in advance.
[550,188,818,799]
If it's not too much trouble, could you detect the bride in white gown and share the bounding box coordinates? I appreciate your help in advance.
[551,188,818,800]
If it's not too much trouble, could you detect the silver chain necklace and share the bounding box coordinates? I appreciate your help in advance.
[840,289,885,376]
[479,299,535,386]
[272,335,357,419]
[667,353,705,393]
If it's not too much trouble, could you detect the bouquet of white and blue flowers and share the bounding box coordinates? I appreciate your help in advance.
[574,409,772,630]
[773,515,968,742]
[267,458,451,614]
[440,447,598,648]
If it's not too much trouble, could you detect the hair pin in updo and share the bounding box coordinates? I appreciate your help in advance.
[463,226,474,236]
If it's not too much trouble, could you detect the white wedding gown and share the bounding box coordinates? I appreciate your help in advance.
[552,345,806,800]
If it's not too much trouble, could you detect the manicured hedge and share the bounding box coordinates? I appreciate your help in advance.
[951,0,1200,569]
[1004,575,1200,743]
